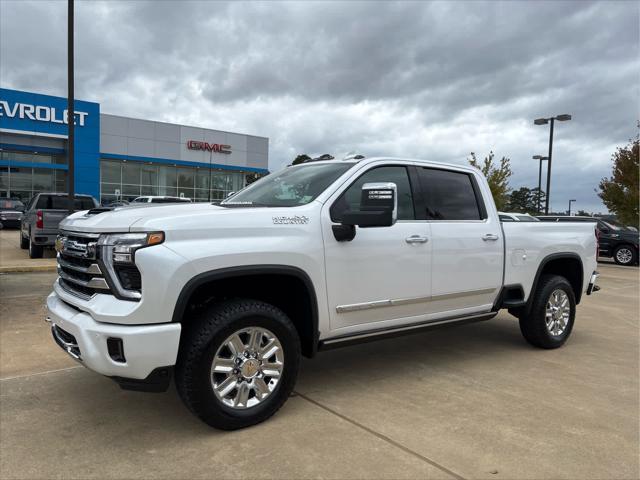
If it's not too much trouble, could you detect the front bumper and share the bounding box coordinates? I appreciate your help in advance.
[46,291,181,381]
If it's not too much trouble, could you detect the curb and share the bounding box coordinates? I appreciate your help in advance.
[0,264,57,273]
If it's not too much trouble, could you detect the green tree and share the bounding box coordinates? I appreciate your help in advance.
[292,154,311,165]
[505,187,545,214]
[468,151,512,210]
[598,139,639,228]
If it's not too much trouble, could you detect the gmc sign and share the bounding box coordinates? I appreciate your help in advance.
[187,140,231,154]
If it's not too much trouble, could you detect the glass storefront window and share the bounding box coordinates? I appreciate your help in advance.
[9,168,32,190]
[141,165,158,186]
[177,168,195,188]
[101,160,121,184]
[55,170,67,192]
[141,185,159,196]
[158,165,177,188]
[178,188,194,200]
[98,159,249,204]
[122,162,141,185]
[196,170,209,190]
[33,169,54,191]
[122,184,141,196]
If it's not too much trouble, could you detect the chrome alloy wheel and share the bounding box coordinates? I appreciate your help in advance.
[616,247,633,264]
[545,289,570,336]
[210,327,284,409]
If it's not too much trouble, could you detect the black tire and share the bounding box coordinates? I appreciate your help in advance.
[613,245,637,266]
[519,274,576,349]
[20,230,28,249]
[28,233,43,259]
[176,299,301,430]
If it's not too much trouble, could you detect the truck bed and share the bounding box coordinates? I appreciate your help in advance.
[502,221,598,301]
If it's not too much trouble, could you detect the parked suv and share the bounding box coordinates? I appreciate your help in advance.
[0,199,25,228]
[538,215,639,266]
[20,193,98,258]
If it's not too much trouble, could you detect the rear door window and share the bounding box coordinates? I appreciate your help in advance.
[417,168,484,220]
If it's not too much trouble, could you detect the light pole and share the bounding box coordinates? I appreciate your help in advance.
[208,150,213,203]
[67,0,75,213]
[568,199,576,216]
[533,113,571,214]
[532,155,548,214]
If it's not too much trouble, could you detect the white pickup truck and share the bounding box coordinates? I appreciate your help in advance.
[47,157,599,429]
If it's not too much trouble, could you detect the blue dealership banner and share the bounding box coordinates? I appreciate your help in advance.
[0,88,101,198]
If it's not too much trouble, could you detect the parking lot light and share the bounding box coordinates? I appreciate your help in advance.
[534,114,572,214]
[532,155,549,213]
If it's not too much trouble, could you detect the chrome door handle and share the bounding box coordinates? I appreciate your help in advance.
[405,235,429,244]
[482,233,500,241]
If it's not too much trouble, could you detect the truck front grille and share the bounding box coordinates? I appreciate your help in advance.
[56,232,110,300]
[56,231,143,302]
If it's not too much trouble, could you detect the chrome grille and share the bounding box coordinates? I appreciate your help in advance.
[57,232,110,299]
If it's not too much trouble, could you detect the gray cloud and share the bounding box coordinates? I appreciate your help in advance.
[1,0,638,212]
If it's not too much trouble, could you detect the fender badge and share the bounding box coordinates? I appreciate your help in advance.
[272,216,309,225]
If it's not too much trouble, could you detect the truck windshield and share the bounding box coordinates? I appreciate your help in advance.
[221,163,354,208]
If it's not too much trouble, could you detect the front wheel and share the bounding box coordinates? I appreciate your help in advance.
[613,245,637,266]
[519,274,576,349]
[176,299,300,430]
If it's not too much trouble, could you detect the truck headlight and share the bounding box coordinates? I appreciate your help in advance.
[99,232,164,264]
[97,232,164,300]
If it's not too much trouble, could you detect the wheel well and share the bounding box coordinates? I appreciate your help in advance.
[174,267,318,358]
[535,255,584,305]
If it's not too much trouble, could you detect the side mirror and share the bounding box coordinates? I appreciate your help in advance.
[332,182,397,242]
[342,182,397,227]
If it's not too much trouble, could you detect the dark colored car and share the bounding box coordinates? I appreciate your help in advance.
[538,215,639,266]
[0,199,25,228]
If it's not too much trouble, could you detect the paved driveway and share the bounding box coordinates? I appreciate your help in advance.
[0,265,638,479]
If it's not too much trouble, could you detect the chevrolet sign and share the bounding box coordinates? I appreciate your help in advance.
[0,100,89,126]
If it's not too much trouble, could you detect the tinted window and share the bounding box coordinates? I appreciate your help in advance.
[0,199,24,210]
[331,166,415,221]
[35,195,95,210]
[418,168,482,220]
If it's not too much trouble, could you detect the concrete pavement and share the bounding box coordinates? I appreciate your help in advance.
[0,229,56,273]
[0,265,638,479]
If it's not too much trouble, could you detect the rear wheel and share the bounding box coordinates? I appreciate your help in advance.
[613,245,637,266]
[176,299,300,430]
[519,274,575,349]
[20,230,28,249]
[28,232,43,259]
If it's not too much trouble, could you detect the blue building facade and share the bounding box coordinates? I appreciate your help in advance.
[0,88,269,203]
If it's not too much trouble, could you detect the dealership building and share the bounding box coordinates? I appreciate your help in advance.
[0,88,269,204]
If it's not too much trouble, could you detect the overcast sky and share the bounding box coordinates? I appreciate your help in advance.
[1,0,638,212]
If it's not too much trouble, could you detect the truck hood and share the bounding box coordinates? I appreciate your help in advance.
[60,203,226,233]
[59,202,316,233]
